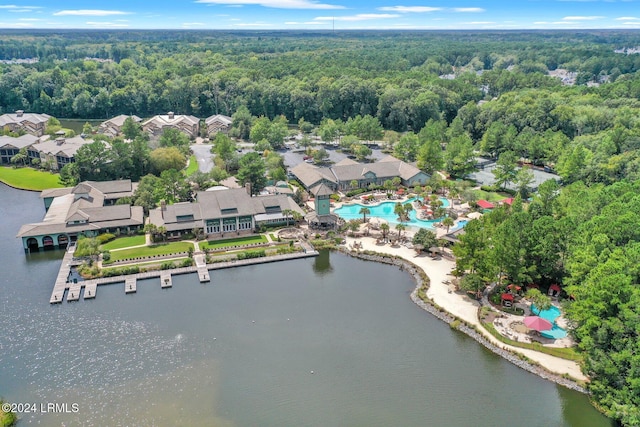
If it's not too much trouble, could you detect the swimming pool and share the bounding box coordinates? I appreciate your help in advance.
[333,197,452,228]
[531,304,561,323]
[531,304,567,339]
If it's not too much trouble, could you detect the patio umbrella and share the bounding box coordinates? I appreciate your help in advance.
[524,316,553,332]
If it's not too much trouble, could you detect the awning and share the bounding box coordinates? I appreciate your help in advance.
[477,200,494,209]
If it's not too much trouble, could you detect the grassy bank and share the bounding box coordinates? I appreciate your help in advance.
[0,400,16,427]
[184,155,199,176]
[482,321,583,361]
[100,235,146,251]
[0,166,63,191]
[106,241,194,263]
[199,235,267,250]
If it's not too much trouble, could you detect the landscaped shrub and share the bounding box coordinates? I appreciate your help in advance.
[180,258,194,267]
[101,251,111,261]
[96,233,116,244]
[161,261,175,270]
[330,193,340,201]
[346,188,367,197]
[237,249,266,260]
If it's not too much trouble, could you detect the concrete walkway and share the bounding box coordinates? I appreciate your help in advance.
[344,235,587,382]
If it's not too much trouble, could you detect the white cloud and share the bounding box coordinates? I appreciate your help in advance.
[562,15,605,20]
[18,18,42,21]
[195,0,345,9]
[85,21,131,27]
[461,21,495,25]
[616,16,640,20]
[54,10,131,16]
[182,22,206,26]
[377,6,443,13]
[453,7,485,12]
[0,5,41,9]
[315,13,400,21]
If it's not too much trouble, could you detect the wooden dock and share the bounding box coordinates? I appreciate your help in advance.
[50,250,75,304]
[125,277,136,293]
[194,254,210,282]
[50,247,319,303]
[84,281,97,299]
[160,271,172,288]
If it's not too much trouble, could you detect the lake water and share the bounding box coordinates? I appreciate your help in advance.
[0,183,613,427]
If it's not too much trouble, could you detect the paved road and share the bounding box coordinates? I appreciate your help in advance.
[190,144,214,173]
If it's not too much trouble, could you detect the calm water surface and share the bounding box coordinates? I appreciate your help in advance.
[0,184,612,426]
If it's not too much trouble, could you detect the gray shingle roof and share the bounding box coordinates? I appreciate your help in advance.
[0,134,39,149]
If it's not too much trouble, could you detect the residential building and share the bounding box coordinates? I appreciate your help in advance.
[17,180,142,252]
[291,155,430,192]
[0,110,51,136]
[31,135,94,170]
[149,187,304,239]
[142,112,200,139]
[205,114,232,136]
[98,114,142,137]
[0,134,40,165]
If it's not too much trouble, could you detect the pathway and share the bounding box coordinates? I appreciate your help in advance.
[344,235,587,382]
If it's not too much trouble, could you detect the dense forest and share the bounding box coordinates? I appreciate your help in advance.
[4,30,640,425]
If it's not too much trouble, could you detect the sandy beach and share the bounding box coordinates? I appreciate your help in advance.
[343,235,587,383]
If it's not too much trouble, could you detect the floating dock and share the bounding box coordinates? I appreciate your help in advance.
[160,271,172,288]
[50,247,319,303]
[125,277,136,293]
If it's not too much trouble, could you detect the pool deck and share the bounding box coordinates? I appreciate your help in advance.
[51,246,319,303]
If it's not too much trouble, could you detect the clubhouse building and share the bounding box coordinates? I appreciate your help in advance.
[17,180,143,252]
[149,187,304,239]
[291,155,429,192]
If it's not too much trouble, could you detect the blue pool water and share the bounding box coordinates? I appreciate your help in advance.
[334,197,453,228]
[531,304,561,323]
[531,304,567,339]
[540,326,567,339]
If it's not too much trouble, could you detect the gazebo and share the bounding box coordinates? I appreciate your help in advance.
[477,199,495,209]
[548,284,562,297]
[501,293,514,308]
[500,197,515,206]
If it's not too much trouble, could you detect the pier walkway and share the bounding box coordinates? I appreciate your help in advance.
[50,247,319,303]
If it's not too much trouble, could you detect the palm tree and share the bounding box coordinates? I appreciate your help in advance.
[291,211,303,227]
[394,202,405,221]
[359,207,371,223]
[281,208,293,225]
[403,203,413,220]
[380,223,390,241]
[395,223,406,239]
[442,216,455,233]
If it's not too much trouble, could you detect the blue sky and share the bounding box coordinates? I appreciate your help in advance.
[1,1,640,30]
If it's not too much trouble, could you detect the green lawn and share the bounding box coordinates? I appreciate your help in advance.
[0,166,63,191]
[200,235,267,250]
[472,189,511,203]
[108,241,194,262]
[101,235,146,251]
[184,154,199,176]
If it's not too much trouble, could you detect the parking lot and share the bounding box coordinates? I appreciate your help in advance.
[469,161,561,190]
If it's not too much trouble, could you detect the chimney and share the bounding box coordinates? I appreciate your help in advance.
[167,111,175,119]
[55,137,65,145]
[245,182,252,196]
[15,110,24,117]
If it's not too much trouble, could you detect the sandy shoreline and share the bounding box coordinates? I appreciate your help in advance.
[341,235,588,392]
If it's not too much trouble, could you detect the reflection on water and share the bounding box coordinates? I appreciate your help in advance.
[0,184,614,427]
[312,249,333,275]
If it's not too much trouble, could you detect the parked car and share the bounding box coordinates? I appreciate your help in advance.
[303,155,311,160]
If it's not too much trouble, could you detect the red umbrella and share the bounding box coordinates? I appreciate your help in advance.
[524,316,553,332]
